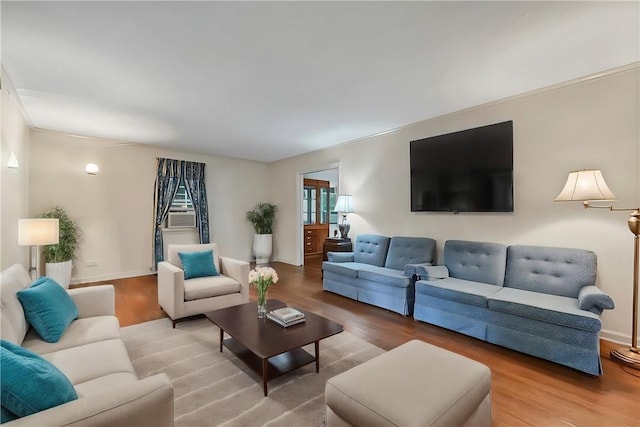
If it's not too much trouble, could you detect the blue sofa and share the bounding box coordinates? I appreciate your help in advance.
[414,240,615,375]
[322,235,436,315]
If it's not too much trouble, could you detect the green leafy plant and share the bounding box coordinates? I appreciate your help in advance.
[246,203,278,234]
[39,206,81,263]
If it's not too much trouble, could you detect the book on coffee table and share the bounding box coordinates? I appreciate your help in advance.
[270,307,305,322]
[266,313,306,327]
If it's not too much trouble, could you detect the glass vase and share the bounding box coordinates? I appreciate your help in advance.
[257,286,267,318]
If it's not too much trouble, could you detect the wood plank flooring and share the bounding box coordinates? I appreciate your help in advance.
[75,260,640,427]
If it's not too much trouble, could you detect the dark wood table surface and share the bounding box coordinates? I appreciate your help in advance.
[204,299,344,396]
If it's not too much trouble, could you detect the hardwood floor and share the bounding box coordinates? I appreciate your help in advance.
[76,260,640,427]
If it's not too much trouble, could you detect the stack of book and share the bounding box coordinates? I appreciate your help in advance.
[267,307,306,327]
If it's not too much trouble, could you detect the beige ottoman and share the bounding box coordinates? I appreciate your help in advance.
[325,339,491,427]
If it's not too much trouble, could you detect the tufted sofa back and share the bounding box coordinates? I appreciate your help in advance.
[444,240,508,286]
[353,234,391,267]
[504,245,596,298]
[385,237,436,271]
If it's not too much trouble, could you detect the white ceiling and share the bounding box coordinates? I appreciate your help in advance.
[2,1,639,162]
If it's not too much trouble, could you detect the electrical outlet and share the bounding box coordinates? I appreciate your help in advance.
[85,260,99,267]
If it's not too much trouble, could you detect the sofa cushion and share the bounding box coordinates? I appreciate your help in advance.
[184,275,241,301]
[179,249,219,279]
[357,265,412,288]
[17,277,79,343]
[353,234,390,267]
[444,240,507,286]
[0,264,32,345]
[0,339,78,418]
[74,372,138,397]
[504,245,597,298]
[22,316,121,355]
[41,339,136,385]
[322,262,360,278]
[416,277,502,307]
[384,236,436,271]
[487,287,601,332]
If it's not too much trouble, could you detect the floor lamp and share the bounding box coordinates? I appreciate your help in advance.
[555,169,639,370]
[18,218,60,280]
[334,194,355,239]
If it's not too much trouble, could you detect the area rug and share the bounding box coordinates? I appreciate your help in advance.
[121,317,384,427]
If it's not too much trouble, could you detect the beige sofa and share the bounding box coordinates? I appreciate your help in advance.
[0,264,174,427]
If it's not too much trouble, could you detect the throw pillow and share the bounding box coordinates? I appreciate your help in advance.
[17,277,79,343]
[0,340,78,418]
[179,250,219,279]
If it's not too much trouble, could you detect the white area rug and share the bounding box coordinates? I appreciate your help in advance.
[121,317,384,427]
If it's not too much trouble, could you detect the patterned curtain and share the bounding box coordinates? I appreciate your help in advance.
[153,159,183,266]
[182,161,210,245]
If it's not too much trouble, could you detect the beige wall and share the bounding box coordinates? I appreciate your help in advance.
[1,68,31,269]
[269,65,640,344]
[28,130,270,283]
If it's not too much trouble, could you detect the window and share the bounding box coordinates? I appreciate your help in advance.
[170,183,194,211]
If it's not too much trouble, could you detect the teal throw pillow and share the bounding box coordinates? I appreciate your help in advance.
[17,277,79,343]
[0,340,78,418]
[179,250,219,279]
[1,405,18,423]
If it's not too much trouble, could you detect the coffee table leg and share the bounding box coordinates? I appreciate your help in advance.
[315,341,320,373]
[219,328,223,352]
[262,358,268,396]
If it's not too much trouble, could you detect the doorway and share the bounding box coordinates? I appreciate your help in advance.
[301,168,339,268]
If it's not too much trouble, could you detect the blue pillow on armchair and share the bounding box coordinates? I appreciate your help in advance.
[179,250,219,279]
[17,277,79,343]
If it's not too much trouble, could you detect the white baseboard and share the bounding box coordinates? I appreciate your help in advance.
[600,329,636,345]
[71,270,154,285]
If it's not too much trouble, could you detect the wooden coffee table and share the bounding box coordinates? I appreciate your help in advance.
[205,299,344,396]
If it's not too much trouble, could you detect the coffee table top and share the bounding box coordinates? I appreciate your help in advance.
[205,299,344,359]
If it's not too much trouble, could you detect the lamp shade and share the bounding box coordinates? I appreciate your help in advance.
[18,219,60,246]
[333,195,355,213]
[555,169,617,202]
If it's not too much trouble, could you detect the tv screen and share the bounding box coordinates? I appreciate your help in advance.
[410,121,513,213]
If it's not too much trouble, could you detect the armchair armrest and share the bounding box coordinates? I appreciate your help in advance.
[67,285,115,318]
[403,262,432,278]
[219,256,250,301]
[327,252,354,263]
[415,265,450,280]
[5,374,174,427]
[578,285,615,315]
[157,261,185,321]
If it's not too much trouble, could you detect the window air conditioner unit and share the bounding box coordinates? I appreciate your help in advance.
[167,211,196,228]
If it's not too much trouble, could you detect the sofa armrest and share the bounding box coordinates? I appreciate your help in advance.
[415,265,450,280]
[578,285,615,315]
[67,285,115,318]
[327,252,354,263]
[219,256,250,300]
[403,262,432,277]
[5,374,174,427]
[158,261,185,320]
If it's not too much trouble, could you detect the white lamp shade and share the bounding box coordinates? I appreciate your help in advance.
[85,163,99,175]
[555,169,618,202]
[333,195,355,213]
[18,219,60,246]
[7,152,19,169]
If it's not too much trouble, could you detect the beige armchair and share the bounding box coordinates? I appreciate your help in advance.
[158,243,249,327]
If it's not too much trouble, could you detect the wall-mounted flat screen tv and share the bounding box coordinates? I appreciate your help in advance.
[410,120,513,213]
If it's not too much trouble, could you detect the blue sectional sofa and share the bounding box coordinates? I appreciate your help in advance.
[414,240,615,375]
[322,234,436,315]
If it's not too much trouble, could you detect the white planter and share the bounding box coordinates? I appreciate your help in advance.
[45,260,72,289]
[253,234,273,264]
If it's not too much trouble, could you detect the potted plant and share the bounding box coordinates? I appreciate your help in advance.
[246,202,277,264]
[39,206,81,288]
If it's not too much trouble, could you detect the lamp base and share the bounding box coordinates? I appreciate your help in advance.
[610,347,640,370]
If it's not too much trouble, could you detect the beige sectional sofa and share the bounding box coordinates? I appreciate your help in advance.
[0,264,174,427]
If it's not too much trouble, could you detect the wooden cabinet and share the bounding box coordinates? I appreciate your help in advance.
[304,225,327,256]
[303,178,330,257]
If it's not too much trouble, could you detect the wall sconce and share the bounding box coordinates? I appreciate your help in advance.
[85,163,99,175]
[555,169,640,371]
[7,152,19,170]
